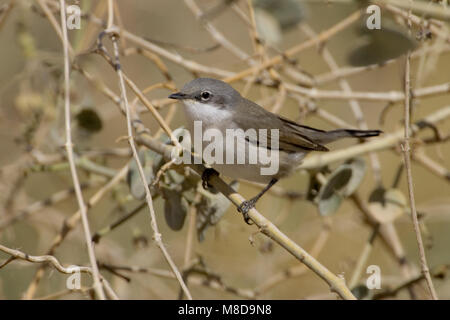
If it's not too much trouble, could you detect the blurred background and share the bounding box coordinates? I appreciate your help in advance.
[0,0,449,299]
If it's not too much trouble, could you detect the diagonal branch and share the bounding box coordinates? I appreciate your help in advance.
[106,27,192,300]
[298,106,450,170]
[135,134,356,300]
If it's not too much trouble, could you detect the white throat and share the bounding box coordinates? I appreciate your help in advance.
[182,100,231,129]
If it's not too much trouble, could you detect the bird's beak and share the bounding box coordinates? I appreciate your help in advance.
[168,92,187,100]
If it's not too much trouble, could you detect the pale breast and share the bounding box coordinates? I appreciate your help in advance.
[181,100,307,182]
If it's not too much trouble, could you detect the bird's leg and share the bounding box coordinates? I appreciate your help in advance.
[201,168,219,190]
[238,178,278,224]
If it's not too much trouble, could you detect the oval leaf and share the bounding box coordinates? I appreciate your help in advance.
[127,149,155,200]
[254,8,282,46]
[76,108,103,133]
[316,158,366,216]
[162,187,188,231]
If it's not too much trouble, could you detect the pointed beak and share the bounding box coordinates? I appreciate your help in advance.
[168,92,187,100]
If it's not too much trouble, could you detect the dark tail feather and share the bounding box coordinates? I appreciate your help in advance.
[318,129,382,144]
[340,129,382,138]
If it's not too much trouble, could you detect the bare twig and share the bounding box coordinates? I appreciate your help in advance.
[0,182,95,230]
[0,244,118,300]
[413,151,450,182]
[58,0,105,300]
[224,10,362,83]
[401,33,438,299]
[349,224,380,289]
[36,0,74,55]
[254,218,332,296]
[300,23,382,185]
[298,106,450,170]
[23,165,128,299]
[106,27,192,299]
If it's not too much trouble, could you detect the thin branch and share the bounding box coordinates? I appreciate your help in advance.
[284,82,450,102]
[23,165,128,299]
[254,218,332,296]
[300,23,382,185]
[99,262,255,299]
[349,224,380,289]
[0,244,118,300]
[350,193,419,299]
[0,182,96,231]
[36,0,74,55]
[298,106,450,170]
[223,10,362,83]
[184,0,252,63]
[402,32,438,299]
[314,45,450,86]
[413,151,450,182]
[58,0,105,300]
[106,27,192,300]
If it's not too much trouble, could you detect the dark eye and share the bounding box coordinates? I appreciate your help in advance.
[201,91,211,101]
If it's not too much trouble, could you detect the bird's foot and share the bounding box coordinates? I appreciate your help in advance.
[201,168,219,190]
[237,199,257,225]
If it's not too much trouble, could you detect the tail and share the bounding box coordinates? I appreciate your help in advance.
[319,129,382,144]
[337,129,382,138]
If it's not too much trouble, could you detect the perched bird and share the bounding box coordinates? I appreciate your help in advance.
[169,78,381,221]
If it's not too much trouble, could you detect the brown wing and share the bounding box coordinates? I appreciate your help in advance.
[277,115,329,152]
[232,98,328,152]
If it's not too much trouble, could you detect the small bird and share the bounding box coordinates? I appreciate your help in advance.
[169,78,381,221]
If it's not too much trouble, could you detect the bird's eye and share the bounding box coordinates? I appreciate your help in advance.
[200,91,211,101]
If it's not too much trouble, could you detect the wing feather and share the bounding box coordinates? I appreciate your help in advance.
[232,99,328,153]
